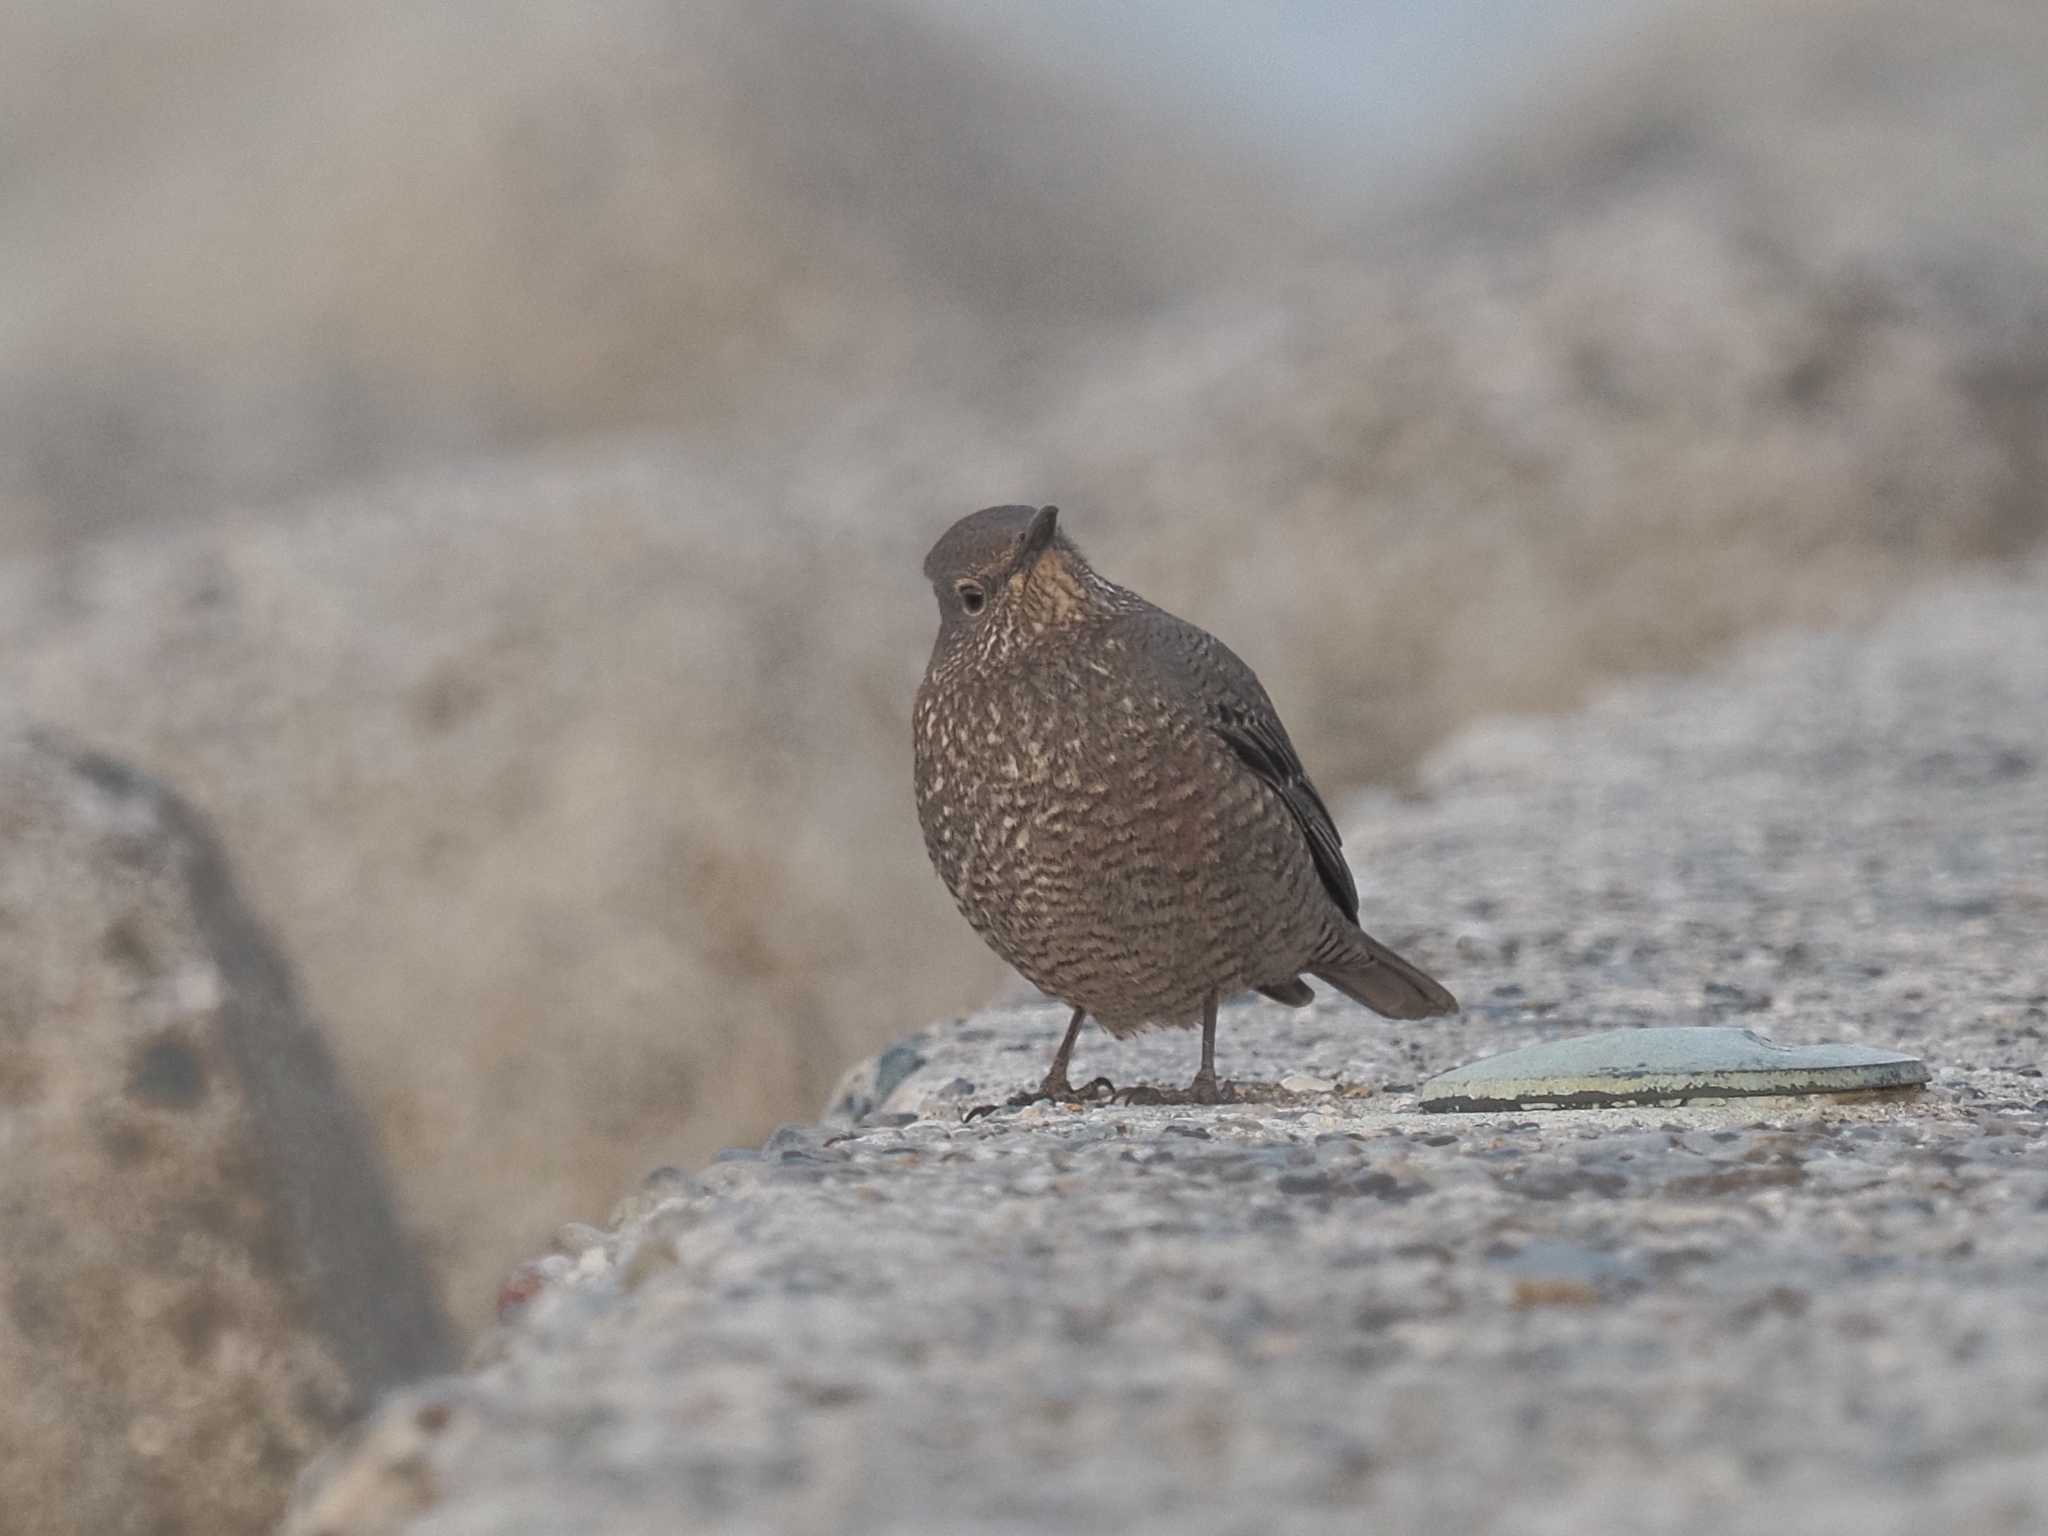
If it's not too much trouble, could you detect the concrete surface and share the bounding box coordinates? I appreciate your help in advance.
[289,561,2048,1535]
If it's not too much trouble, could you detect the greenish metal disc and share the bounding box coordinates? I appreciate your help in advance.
[1419,1026,1928,1112]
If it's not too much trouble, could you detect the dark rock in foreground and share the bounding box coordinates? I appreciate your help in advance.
[0,728,451,1536]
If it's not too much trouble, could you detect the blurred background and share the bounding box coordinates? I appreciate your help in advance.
[3,0,2045,1338]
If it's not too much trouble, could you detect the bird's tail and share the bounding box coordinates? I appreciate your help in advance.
[1310,926,1458,1020]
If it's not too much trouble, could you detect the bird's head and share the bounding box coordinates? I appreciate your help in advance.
[920,504,1101,660]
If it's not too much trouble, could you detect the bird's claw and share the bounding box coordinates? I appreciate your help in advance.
[961,1074,1117,1123]
[1112,1075,1235,1107]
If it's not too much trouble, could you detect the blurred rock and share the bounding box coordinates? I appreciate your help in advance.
[1028,0,2048,785]
[0,726,450,1536]
[0,451,1010,1337]
[0,0,1308,544]
[6,0,2047,555]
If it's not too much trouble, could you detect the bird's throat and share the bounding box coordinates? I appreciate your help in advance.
[1012,550,1095,630]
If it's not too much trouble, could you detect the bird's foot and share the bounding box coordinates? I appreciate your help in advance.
[1113,1072,1235,1107]
[1049,1074,1119,1105]
[961,1074,1116,1123]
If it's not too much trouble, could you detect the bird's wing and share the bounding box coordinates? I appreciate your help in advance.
[1123,611,1360,925]
[1211,694,1360,925]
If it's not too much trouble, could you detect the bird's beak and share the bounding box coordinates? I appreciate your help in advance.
[1010,505,1059,579]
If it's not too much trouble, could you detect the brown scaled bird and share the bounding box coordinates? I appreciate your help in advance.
[913,505,1456,1105]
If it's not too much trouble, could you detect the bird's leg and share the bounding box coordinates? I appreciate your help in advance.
[1186,993,1224,1104]
[1018,1007,1115,1102]
[1036,1006,1088,1097]
[1110,997,1233,1106]
[963,1008,1113,1122]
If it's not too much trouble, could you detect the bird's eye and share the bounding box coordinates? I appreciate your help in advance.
[957,582,986,615]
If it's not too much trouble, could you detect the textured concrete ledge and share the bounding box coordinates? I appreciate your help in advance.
[291,564,2048,1536]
